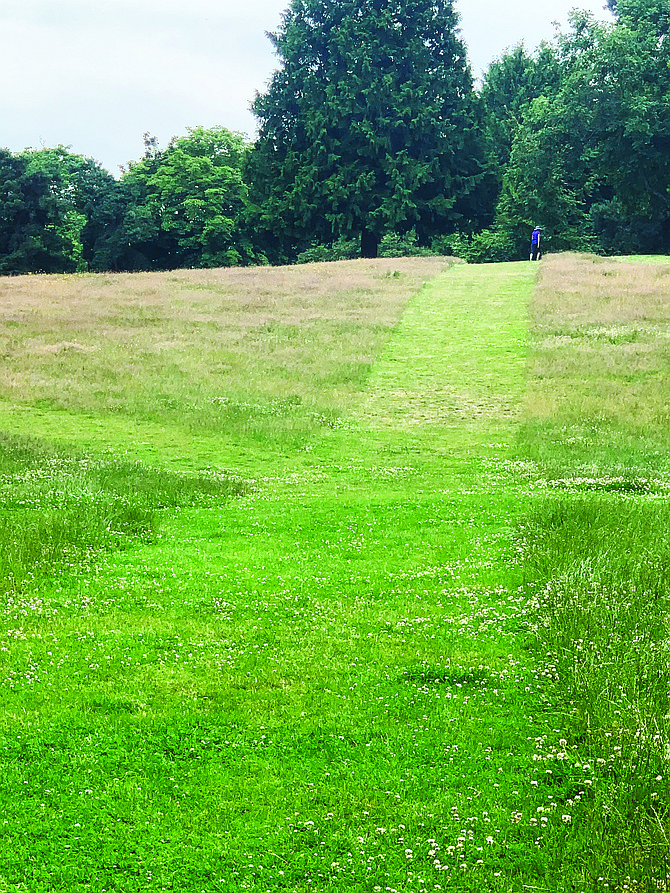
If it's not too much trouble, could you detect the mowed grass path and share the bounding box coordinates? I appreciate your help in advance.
[0,259,632,892]
[357,262,529,433]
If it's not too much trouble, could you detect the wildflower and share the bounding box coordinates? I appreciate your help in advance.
[562,815,572,823]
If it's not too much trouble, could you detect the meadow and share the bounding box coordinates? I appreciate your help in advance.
[0,254,666,892]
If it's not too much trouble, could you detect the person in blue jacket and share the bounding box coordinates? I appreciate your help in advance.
[530,226,542,261]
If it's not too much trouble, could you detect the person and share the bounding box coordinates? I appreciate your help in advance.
[530,225,542,261]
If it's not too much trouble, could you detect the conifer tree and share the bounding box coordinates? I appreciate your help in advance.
[247,0,490,260]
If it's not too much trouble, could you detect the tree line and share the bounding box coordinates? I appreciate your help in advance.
[1,0,667,274]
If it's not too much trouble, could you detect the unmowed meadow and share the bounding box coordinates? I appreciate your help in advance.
[0,255,666,892]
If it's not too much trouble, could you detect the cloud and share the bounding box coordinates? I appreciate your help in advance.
[0,0,612,172]
[0,0,282,168]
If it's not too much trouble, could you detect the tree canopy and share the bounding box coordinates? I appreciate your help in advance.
[119,127,256,270]
[0,147,119,274]
[2,1,670,271]
[246,0,491,261]
[495,7,670,257]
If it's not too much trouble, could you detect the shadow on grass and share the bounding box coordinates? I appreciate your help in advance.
[0,433,249,593]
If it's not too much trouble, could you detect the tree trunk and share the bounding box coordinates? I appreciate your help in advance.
[360,227,379,258]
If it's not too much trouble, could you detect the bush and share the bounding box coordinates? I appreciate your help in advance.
[445,229,519,264]
[297,230,438,263]
[296,238,359,263]
[378,230,435,258]
[589,199,664,256]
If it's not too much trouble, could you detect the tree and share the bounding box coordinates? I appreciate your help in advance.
[494,92,600,256]
[0,146,127,275]
[480,42,561,190]
[0,149,78,274]
[495,8,670,256]
[586,10,670,250]
[247,0,490,261]
[21,147,123,272]
[119,127,255,270]
[611,0,670,34]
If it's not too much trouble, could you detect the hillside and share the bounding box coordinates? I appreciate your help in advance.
[0,255,667,891]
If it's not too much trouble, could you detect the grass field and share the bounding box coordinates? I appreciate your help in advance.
[0,254,667,892]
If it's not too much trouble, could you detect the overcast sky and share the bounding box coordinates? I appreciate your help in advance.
[1,0,612,175]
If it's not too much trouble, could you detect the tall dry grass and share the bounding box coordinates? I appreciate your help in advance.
[526,253,670,427]
[0,259,453,430]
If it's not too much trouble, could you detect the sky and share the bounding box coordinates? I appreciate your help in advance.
[1,0,613,176]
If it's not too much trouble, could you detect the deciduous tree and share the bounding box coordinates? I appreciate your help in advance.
[495,8,670,256]
[119,127,256,270]
[0,149,80,274]
[480,42,561,191]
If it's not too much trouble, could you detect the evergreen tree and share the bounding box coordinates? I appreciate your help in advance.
[247,0,490,261]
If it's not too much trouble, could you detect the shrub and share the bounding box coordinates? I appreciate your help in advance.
[445,229,519,263]
[378,230,435,258]
[296,238,359,263]
[297,230,438,262]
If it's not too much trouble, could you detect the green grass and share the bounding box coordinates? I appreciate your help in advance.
[516,254,670,889]
[0,433,246,593]
[0,256,667,891]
